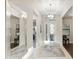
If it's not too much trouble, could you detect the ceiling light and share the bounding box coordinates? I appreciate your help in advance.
[47,0,54,19]
[48,14,54,19]
[22,13,27,18]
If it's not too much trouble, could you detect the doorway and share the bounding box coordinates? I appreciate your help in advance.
[33,20,36,48]
[46,23,55,41]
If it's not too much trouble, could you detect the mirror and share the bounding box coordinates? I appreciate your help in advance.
[10,15,20,49]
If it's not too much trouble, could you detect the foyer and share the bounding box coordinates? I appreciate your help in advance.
[6,0,73,59]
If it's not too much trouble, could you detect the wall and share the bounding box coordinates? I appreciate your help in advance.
[63,17,73,43]
[26,10,33,49]
[20,17,26,46]
[55,16,63,45]
[6,1,28,59]
[6,11,11,59]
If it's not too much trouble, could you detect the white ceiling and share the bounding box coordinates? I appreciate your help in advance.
[8,0,73,17]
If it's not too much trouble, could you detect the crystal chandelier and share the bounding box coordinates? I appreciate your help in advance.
[48,0,54,19]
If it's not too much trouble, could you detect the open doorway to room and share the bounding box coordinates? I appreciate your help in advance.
[62,7,73,57]
[33,20,36,48]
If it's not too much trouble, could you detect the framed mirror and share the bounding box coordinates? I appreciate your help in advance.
[10,15,20,49]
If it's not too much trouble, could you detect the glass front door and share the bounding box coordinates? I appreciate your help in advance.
[49,24,55,41]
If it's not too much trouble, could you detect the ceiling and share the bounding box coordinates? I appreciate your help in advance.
[8,0,73,17]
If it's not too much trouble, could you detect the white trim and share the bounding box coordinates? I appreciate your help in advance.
[22,47,33,59]
[61,45,72,59]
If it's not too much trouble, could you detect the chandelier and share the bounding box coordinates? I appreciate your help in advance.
[47,0,54,19]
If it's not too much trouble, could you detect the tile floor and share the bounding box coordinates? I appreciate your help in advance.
[22,42,72,59]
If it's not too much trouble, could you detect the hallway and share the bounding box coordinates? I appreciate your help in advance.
[6,0,73,59]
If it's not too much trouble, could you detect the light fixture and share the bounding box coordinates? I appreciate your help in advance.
[22,12,27,18]
[48,14,54,18]
[47,0,54,19]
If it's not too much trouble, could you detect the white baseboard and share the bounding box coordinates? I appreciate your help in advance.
[22,47,33,59]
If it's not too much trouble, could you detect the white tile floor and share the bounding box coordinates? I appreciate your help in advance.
[22,42,72,59]
[9,45,27,59]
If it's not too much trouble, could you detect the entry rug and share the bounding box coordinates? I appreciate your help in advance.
[36,45,65,57]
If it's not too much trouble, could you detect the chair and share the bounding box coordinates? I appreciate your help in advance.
[63,35,69,45]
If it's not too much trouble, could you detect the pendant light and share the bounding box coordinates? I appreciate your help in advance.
[48,0,54,19]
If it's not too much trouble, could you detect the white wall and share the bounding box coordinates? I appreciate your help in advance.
[55,16,63,45]
[26,10,33,49]
[63,17,73,43]
[6,2,28,59]
[20,17,26,46]
[6,11,11,59]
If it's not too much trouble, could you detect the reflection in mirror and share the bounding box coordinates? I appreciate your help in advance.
[10,15,20,49]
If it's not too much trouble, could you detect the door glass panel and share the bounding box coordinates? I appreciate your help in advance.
[49,24,55,41]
